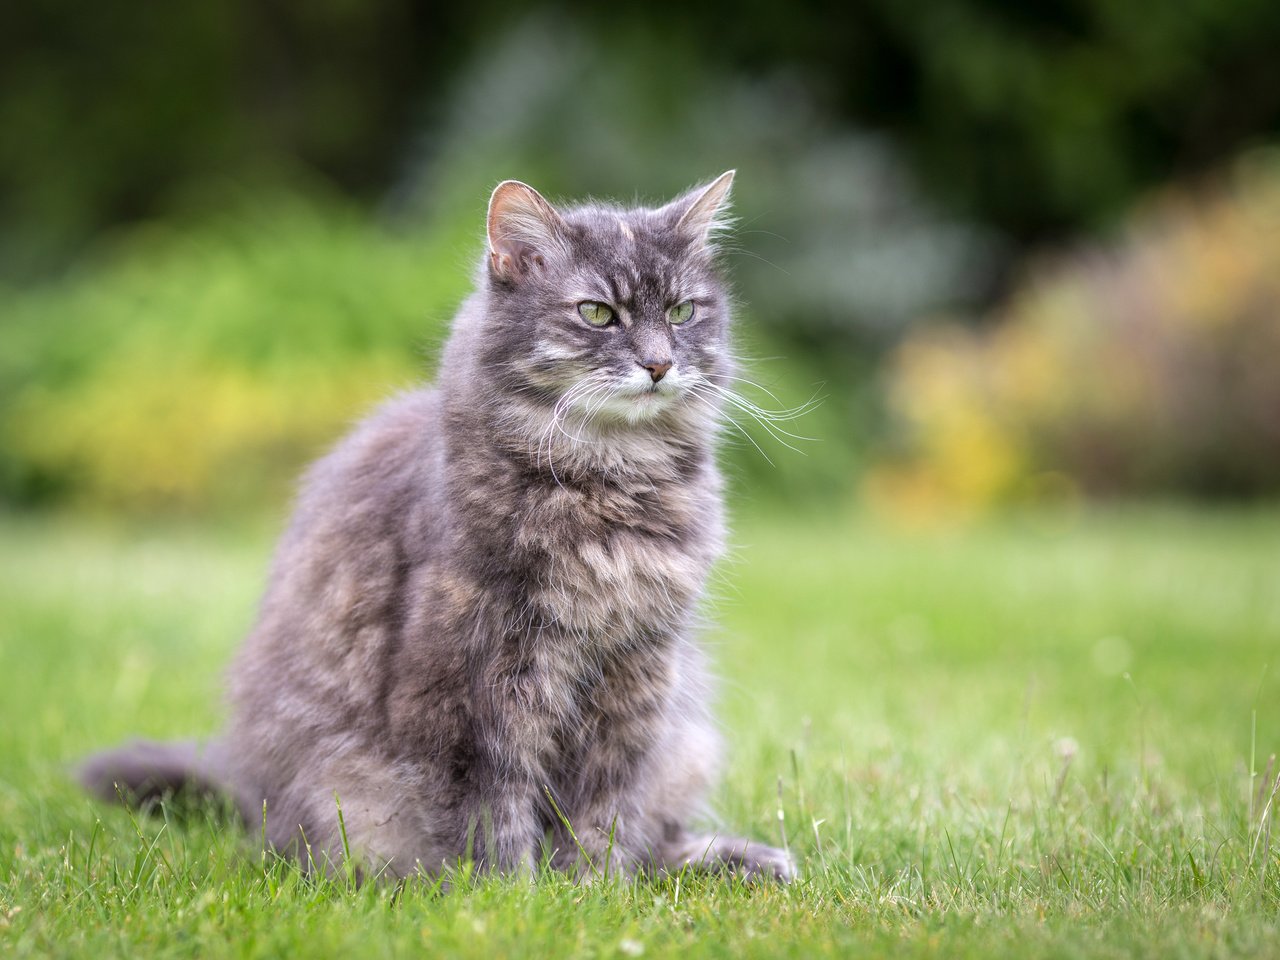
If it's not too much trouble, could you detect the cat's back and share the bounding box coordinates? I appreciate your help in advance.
[287,386,447,557]
[231,387,447,718]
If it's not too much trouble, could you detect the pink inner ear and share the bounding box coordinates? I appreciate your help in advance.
[489,239,546,281]
[487,180,565,276]
[675,171,735,240]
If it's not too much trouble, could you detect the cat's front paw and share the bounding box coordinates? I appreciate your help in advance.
[731,842,797,884]
[668,833,798,884]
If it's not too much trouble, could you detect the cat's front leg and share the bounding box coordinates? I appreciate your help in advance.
[465,770,540,876]
[548,647,691,881]
[552,721,657,880]
[463,651,562,875]
[550,795,644,881]
[463,717,543,874]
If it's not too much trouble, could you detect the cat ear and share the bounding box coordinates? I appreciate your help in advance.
[487,180,568,280]
[665,170,736,244]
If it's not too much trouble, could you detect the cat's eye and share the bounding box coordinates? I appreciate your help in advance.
[577,302,615,327]
[668,301,695,325]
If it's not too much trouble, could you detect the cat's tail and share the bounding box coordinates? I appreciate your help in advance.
[78,738,251,821]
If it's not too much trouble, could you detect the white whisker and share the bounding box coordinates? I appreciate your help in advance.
[693,377,818,452]
[684,388,776,466]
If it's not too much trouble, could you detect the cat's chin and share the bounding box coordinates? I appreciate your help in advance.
[585,387,683,425]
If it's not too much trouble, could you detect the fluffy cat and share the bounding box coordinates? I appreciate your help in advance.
[81,172,796,883]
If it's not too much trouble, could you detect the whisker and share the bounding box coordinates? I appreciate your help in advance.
[556,382,614,445]
[705,379,823,423]
[694,378,818,449]
[684,388,776,466]
[537,373,606,485]
[707,384,820,433]
[705,373,824,420]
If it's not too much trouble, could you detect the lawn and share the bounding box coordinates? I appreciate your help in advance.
[1,505,1278,958]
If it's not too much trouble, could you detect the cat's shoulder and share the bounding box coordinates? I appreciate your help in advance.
[333,386,439,459]
[293,387,443,515]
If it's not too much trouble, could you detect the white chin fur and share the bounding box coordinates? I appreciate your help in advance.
[573,367,684,424]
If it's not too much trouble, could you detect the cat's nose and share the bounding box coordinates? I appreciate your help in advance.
[640,360,672,383]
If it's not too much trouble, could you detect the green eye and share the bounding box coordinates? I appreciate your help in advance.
[668,301,695,325]
[577,301,615,327]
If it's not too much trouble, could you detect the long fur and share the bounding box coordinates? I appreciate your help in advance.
[80,174,795,883]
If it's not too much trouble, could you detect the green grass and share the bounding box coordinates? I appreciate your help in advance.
[2,506,1279,957]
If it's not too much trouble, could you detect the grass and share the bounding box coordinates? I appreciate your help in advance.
[1,504,1278,957]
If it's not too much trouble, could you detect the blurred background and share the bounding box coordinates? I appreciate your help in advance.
[5,6,1280,945]
[3,0,1280,520]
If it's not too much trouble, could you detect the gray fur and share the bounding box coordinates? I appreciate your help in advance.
[80,173,795,883]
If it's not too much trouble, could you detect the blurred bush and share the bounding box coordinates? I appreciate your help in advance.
[0,195,470,511]
[399,15,1004,341]
[10,1,1280,278]
[868,152,1280,519]
[0,0,459,279]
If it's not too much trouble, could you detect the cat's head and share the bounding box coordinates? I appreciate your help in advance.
[476,173,736,429]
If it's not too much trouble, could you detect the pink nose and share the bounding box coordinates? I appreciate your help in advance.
[641,360,672,383]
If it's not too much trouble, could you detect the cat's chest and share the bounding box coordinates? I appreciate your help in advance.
[514,482,718,638]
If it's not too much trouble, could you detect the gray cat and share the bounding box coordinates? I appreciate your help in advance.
[81,172,796,884]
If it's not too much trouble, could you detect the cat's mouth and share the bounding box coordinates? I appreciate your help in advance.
[624,379,679,404]
[570,380,681,425]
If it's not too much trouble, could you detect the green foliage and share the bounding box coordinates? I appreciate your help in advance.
[2,508,1279,956]
[870,153,1280,516]
[0,0,448,277]
[1,196,470,510]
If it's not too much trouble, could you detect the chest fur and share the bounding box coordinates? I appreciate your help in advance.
[513,480,717,640]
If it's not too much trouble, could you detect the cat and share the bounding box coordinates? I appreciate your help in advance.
[80,172,796,884]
